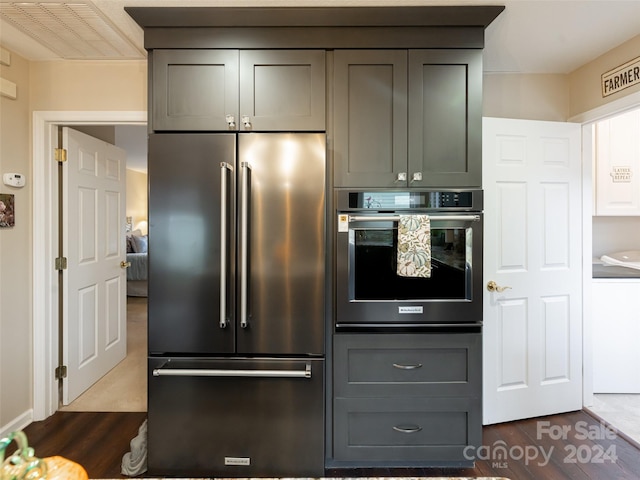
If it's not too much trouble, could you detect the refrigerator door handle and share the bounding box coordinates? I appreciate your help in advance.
[219,162,234,329]
[153,363,312,379]
[240,161,252,329]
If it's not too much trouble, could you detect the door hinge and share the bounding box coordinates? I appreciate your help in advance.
[55,365,67,380]
[55,256,68,270]
[54,148,67,163]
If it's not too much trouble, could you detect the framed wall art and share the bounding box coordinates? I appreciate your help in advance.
[0,193,15,227]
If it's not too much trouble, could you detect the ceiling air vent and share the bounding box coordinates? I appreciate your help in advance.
[0,2,144,59]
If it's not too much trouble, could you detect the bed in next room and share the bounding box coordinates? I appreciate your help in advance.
[126,231,148,297]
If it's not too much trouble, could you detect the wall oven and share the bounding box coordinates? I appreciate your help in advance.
[335,190,483,329]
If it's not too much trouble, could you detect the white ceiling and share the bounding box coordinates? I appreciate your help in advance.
[1,0,640,74]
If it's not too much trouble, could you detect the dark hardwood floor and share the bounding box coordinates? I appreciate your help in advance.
[19,409,640,479]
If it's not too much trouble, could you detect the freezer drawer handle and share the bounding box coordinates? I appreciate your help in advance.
[393,425,423,434]
[153,363,312,379]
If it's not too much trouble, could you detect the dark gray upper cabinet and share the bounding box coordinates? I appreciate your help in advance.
[152,49,325,131]
[408,49,482,187]
[333,50,408,188]
[240,50,325,131]
[152,49,239,131]
[333,49,482,188]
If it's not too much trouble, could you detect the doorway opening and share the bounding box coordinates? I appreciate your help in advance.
[586,106,640,446]
[32,111,147,421]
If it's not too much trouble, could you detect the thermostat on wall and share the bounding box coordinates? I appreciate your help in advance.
[3,173,26,188]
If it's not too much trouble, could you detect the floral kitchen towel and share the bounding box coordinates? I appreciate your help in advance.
[397,214,432,278]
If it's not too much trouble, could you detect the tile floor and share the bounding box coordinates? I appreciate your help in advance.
[589,393,640,445]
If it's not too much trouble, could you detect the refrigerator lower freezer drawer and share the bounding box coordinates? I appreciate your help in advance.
[147,357,325,477]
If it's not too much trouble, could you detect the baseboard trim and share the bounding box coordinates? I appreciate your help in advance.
[0,409,33,438]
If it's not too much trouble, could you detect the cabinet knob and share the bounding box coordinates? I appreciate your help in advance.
[487,280,512,293]
[410,172,423,183]
[242,115,252,130]
[395,172,407,182]
[225,114,236,129]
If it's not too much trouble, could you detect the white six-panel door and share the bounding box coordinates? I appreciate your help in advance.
[63,127,127,405]
[483,117,583,425]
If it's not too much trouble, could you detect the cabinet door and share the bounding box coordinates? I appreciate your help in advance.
[408,50,482,187]
[592,281,640,392]
[152,50,239,131]
[239,50,325,131]
[595,109,640,215]
[333,50,408,187]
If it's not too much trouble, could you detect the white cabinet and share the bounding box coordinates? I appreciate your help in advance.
[594,109,640,216]
[592,279,640,392]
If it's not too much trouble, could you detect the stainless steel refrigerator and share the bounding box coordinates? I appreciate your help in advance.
[146,133,326,477]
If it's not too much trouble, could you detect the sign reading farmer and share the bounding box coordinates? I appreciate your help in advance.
[602,56,640,97]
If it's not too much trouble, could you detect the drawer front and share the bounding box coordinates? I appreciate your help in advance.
[148,357,325,477]
[333,396,481,462]
[334,333,481,397]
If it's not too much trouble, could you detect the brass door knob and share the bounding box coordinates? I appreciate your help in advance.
[120,261,131,269]
[487,280,511,293]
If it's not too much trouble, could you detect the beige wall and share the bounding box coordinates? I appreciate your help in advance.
[483,73,570,121]
[29,60,146,111]
[126,169,148,234]
[484,34,640,122]
[0,48,32,432]
[569,34,640,119]
[72,125,116,144]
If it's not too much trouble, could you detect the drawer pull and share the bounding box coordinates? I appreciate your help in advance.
[393,425,422,434]
[392,363,423,370]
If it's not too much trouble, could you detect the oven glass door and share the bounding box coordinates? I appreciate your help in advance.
[350,221,472,301]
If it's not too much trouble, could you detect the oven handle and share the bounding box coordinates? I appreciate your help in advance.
[348,214,481,222]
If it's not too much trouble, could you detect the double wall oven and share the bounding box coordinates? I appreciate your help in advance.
[335,190,483,330]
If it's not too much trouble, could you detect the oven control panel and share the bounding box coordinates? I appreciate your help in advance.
[436,191,469,207]
[342,190,482,211]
